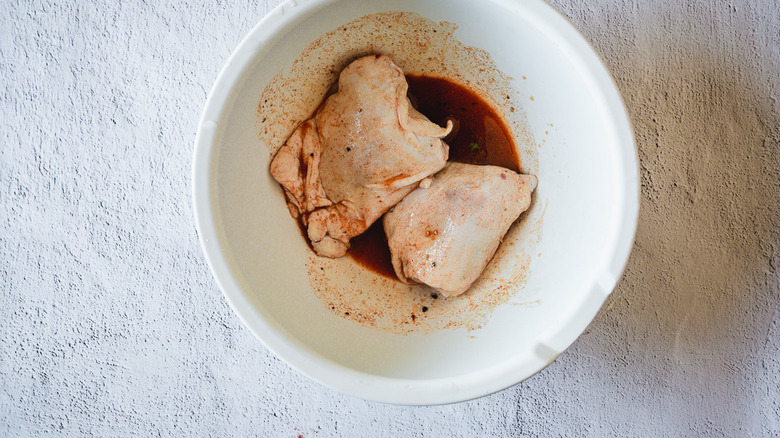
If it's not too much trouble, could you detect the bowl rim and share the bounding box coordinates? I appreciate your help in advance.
[192,0,639,405]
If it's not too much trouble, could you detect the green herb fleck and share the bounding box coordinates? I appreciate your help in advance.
[469,142,480,152]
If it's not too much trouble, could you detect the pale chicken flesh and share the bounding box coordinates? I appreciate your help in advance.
[270,55,452,257]
[383,162,537,296]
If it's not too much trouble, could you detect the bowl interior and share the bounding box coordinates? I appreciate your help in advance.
[195,0,637,403]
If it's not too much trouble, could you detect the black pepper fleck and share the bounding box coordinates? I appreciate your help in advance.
[346,147,351,152]
[422,306,428,312]
[431,293,438,299]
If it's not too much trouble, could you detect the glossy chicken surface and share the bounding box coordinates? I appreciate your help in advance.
[270,55,452,257]
[383,162,537,296]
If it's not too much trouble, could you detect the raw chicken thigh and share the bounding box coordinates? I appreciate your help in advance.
[383,162,537,296]
[270,54,453,257]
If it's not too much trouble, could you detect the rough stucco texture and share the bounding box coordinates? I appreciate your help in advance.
[1,0,779,436]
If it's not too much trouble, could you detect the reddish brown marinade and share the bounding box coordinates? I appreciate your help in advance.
[405,74,520,172]
[347,220,396,278]
[345,75,520,278]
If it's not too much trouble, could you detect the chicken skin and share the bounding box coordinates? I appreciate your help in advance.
[383,162,537,296]
[270,54,452,257]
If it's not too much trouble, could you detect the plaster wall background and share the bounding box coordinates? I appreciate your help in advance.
[1,0,779,435]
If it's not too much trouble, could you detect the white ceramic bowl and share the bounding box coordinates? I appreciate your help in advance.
[193,0,638,404]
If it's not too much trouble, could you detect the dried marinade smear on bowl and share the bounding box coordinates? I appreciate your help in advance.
[259,12,541,334]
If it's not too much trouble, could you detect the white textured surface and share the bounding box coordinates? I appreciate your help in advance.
[2,0,779,436]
